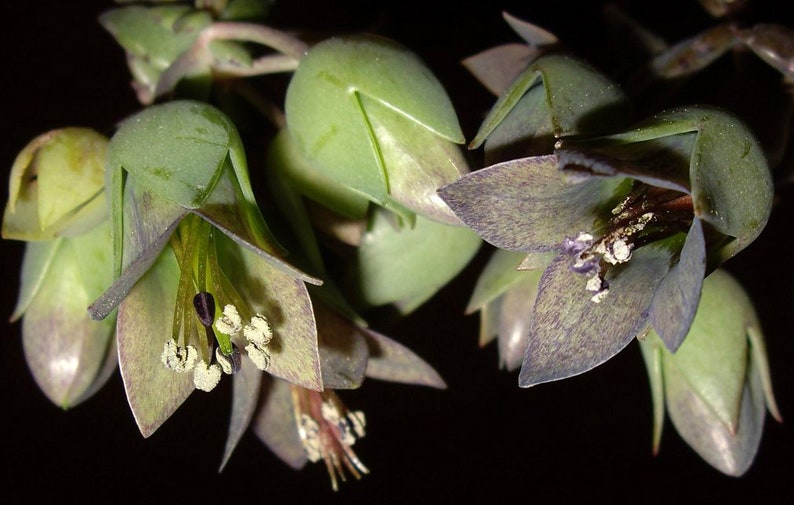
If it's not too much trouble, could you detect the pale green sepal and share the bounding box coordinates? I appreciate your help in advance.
[467,248,531,314]
[747,326,783,422]
[11,239,61,321]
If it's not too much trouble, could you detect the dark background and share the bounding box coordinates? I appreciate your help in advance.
[2,1,792,503]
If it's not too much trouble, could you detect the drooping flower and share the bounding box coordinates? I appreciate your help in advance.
[3,128,116,408]
[440,106,773,387]
[638,268,781,476]
[87,99,322,436]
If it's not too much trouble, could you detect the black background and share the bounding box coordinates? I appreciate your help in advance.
[2,1,793,503]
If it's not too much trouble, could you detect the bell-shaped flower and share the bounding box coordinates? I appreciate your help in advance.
[638,269,781,476]
[3,128,116,408]
[3,128,108,240]
[440,105,773,387]
[87,100,322,437]
[284,33,469,226]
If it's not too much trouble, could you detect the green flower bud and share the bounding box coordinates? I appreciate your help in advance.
[3,128,108,241]
[12,221,116,408]
[638,269,781,476]
[285,34,469,225]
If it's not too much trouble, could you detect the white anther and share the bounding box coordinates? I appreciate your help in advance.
[298,414,322,462]
[161,339,198,372]
[215,347,234,374]
[243,314,272,346]
[193,360,222,392]
[245,342,271,371]
[215,304,242,336]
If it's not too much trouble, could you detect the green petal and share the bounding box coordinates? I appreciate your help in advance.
[250,377,308,469]
[216,234,322,390]
[12,239,61,321]
[350,208,481,314]
[467,248,537,313]
[470,54,631,150]
[660,269,753,432]
[519,244,671,387]
[497,270,541,372]
[664,346,766,476]
[285,34,464,209]
[220,357,263,471]
[117,247,194,437]
[637,337,666,455]
[21,223,116,408]
[363,331,446,389]
[438,155,623,253]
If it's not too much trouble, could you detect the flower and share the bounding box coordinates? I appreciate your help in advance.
[638,269,781,476]
[439,106,773,387]
[3,128,116,408]
[87,100,323,436]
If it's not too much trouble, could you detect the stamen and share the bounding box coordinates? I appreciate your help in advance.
[215,345,241,374]
[193,360,222,392]
[215,304,243,336]
[245,343,271,370]
[161,339,198,372]
[243,314,273,346]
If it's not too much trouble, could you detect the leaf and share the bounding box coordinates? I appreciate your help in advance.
[519,245,671,387]
[117,247,194,437]
[250,377,308,469]
[363,331,446,389]
[351,208,481,314]
[439,155,623,253]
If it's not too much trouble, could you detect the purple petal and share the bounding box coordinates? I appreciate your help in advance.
[250,377,308,469]
[649,219,706,351]
[438,155,621,252]
[316,304,369,390]
[462,43,538,96]
[219,358,263,471]
[363,331,446,389]
[519,246,672,387]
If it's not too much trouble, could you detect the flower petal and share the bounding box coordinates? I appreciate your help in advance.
[497,270,541,371]
[316,303,369,390]
[349,208,481,314]
[462,43,538,96]
[519,245,671,387]
[467,248,536,313]
[219,357,263,471]
[216,234,322,391]
[649,219,706,352]
[363,331,446,389]
[439,155,622,252]
[117,248,194,437]
[250,377,308,469]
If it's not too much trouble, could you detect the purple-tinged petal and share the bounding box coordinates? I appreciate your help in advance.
[88,185,186,321]
[250,377,308,469]
[363,331,446,389]
[439,155,622,252]
[519,245,671,387]
[219,357,263,471]
[502,12,559,47]
[316,304,369,390]
[462,43,538,96]
[117,249,194,437]
[649,219,706,352]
